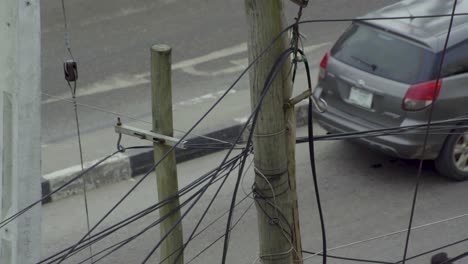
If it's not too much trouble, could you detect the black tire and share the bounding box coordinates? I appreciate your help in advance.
[435,128,468,181]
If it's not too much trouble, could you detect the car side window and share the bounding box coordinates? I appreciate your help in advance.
[441,40,468,78]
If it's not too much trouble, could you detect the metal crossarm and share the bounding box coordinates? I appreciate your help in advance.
[115,123,187,149]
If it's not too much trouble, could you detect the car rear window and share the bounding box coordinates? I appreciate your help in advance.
[331,23,436,84]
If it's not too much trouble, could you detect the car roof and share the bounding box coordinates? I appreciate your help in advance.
[359,0,468,52]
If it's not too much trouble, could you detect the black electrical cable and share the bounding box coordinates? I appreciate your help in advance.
[185,201,255,264]
[157,192,253,264]
[298,13,468,26]
[0,149,124,229]
[40,151,246,264]
[302,250,393,264]
[301,53,327,264]
[139,148,252,263]
[42,158,244,264]
[401,2,458,264]
[74,186,205,264]
[295,117,468,143]
[170,148,252,264]
[0,146,153,230]
[221,47,296,264]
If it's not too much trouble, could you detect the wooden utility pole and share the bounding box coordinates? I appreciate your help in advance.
[245,0,303,263]
[151,44,184,264]
[0,0,42,263]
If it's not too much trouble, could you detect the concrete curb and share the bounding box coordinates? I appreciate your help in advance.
[41,104,309,204]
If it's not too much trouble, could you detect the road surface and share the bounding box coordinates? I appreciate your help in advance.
[40,0,396,143]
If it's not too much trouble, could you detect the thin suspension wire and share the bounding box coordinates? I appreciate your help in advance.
[60,0,73,60]
[60,0,94,260]
[400,2,458,264]
[42,92,234,146]
[69,82,95,263]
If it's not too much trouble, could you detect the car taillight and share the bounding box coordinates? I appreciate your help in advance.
[402,80,442,111]
[319,53,329,80]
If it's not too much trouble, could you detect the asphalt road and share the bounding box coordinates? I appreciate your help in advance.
[40,0,397,144]
[42,126,468,264]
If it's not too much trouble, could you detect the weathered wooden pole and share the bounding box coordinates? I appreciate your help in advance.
[244,0,303,263]
[151,44,184,264]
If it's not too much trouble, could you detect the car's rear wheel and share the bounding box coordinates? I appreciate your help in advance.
[435,128,468,181]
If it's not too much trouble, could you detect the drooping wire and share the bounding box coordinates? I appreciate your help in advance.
[185,201,255,264]
[168,147,252,264]
[75,175,231,264]
[138,148,253,263]
[157,192,254,264]
[0,148,130,229]
[40,150,246,264]
[296,50,328,264]
[400,1,458,264]
[295,117,468,143]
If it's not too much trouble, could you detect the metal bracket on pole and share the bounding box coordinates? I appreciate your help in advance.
[115,123,187,149]
[289,0,308,7]
[286,89,328,113]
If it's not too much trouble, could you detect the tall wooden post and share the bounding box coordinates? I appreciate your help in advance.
[0,0,42,263]
[151,44,184,264]
[245,0,302,263]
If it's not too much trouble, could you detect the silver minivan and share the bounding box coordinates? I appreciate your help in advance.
[313,0,468,180]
